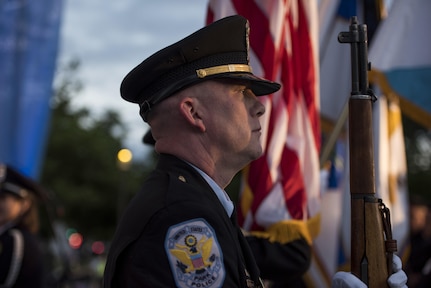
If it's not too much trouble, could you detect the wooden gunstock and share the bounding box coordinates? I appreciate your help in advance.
[349,97,388,287]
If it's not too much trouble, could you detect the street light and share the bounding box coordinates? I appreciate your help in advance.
[116,148,133,222]
[117,148,132,171]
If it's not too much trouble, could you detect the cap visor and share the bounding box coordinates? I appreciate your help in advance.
[217,73,281,96]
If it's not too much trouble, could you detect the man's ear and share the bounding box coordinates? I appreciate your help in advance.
[179,97,206,132]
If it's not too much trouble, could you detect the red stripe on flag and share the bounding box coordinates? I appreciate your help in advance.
[247,156,272,211]
[205,7,214,24]
[281,148,307,219]
[296,3,320,150]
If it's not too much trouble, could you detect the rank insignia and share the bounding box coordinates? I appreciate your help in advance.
[165,218,225,287]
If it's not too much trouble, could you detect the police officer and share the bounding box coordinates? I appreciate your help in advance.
[0,164,44,287]
[103,15,407,288]
[104,15,280,288]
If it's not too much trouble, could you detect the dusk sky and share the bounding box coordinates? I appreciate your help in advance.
[58,0,208,159]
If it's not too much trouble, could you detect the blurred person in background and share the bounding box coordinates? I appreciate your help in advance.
[0,164,44,288]
[405,195,431,287]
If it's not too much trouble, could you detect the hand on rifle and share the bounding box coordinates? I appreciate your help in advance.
[331,254,408,288]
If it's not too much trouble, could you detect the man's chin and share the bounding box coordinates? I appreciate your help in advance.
[237,145,263,167]
[249,148,264,162]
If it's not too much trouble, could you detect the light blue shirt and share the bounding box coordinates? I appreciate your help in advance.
[188,163,234,217]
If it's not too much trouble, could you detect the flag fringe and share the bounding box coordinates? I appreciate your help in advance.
[249,214,321,245]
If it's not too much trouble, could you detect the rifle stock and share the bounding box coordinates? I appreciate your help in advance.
[338,16,397,287]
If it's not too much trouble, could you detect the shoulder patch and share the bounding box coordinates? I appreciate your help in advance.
[165,218,225,287]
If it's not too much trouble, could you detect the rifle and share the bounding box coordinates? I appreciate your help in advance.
[338,16,397,287]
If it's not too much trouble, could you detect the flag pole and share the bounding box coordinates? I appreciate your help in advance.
[319,101,348,168]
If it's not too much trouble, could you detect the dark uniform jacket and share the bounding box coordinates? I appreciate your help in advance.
[103,154,263,288]
[246,236,311,287]
[0,225,43,287]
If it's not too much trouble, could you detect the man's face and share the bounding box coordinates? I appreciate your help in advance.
[0,193,26,226]
[199,80,266,166]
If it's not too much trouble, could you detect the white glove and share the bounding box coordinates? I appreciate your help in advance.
[387,254,408,288]
[331,255,408,288]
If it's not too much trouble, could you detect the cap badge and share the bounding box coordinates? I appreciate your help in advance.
[245,20,250,63]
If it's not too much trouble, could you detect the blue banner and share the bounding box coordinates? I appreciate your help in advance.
[0,0,63,178]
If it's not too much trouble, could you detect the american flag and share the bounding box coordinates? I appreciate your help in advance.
[206,0,321,247]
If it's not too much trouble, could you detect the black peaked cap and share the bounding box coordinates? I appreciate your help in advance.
[120,15,281,121]
[0,164,46,199]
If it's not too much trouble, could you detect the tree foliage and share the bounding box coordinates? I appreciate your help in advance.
[40,60,149,241]
[403,115,431,203]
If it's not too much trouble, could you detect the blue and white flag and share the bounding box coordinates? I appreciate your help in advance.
[0,0,63,178]
[373,94,410,258]
[369,0,431,126]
